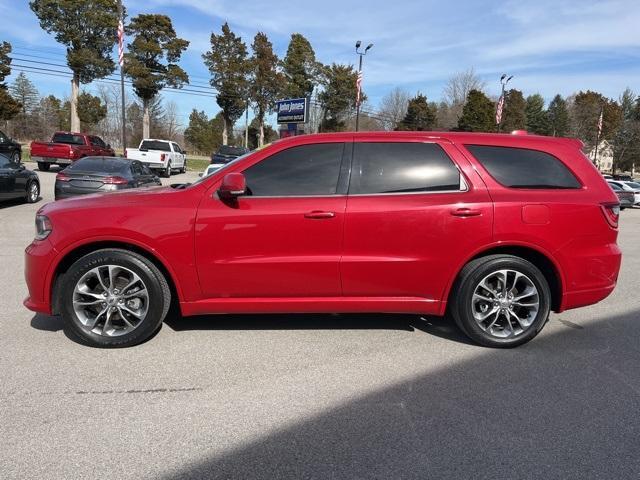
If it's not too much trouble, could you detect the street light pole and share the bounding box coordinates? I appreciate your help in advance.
[355,41,373,132]
[117,0,126,153]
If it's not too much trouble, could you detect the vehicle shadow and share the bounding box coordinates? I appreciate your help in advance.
[165,312,474,345]
[0,196,42,209]
[158,308,640,480]
[30,311,473,346]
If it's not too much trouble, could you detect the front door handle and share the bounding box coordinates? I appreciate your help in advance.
[451,207,482,217]
[304,210,335,219]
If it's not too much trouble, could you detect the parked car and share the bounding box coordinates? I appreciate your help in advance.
[25,132,622,349]
[54,156,161,200]
[202,149,251,178]
[607,181,635,210]
[210,145,249,170]
[612,174,633,181]
[0,129,22,163]
[125,139,186,177]
[618,180,640,205]
[0,153,39,203]
[30,132,115,171]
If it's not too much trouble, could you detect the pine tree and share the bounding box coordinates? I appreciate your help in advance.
[10,72,40,136]
[500,89,526,132]
[318,63,360,132]
[397,94,437,131]
[203,23,250,145]
[458,89,494,132]
[282,33,319,99]
[29,0,119,131]
[0,41,21,124]
[547,94,570,136]
[124,14,189,140]
[525,94,551,135]
[249,32,283,147]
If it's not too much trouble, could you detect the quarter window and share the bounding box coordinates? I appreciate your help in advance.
[465,145,581,189]
[350,142,462,194]
[242,143,345,196]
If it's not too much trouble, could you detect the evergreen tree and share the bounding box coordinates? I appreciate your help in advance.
[570,91,622,148]
[547,94,570,136]
[124,14,189,140]
[0,41,21,124]
[612,88,640,173]
[318,63,360,132]
[397,93,437,131]
[282,33,319,99]
[249,32,283,147]
[10,73,40,135]
[30,0,119,131]
[525,94,551,135]
[76,91,107,130]
[203,23,250,145]
[457,89,494,132]
[500,89,526,132]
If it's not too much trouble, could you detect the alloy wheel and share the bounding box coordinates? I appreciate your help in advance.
[471,269,540,339]
[72,265,149,337]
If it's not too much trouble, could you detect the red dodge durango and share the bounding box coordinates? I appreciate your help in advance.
[24,131,622,348]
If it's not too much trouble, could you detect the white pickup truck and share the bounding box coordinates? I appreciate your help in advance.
[125,139,187,177]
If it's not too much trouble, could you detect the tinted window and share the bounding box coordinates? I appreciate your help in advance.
[0,154,11,168]
[351,142,461,194]
[608,183,621,191]
[52,133,85,145]
[466,145,581,189]
[140,140,171,152]
[130,161,143,176]
[218,145,248,156]
[66,157,128,174]
[242,143,344,196]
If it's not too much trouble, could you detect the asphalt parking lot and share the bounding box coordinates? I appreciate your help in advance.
[1,164,639,479]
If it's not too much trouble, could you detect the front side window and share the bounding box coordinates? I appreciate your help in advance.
[350,142,462,194]
[242,143,345,197]
[465,145,581,189]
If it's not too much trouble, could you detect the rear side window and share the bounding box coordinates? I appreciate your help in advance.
[351,142,462,194]
[52,133,85,145]
[466,145,581,189]
[242,143,345,196]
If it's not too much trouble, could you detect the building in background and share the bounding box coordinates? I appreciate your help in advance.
[589,140,614,174]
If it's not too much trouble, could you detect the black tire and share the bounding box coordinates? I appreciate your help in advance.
[449,255,551,348]
[59,249,171,348]
[25,180,39,203]
[37,162,50,172]
[163,162,172,178]
[180,159,187,174]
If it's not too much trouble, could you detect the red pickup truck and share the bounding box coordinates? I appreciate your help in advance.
[30,132,115,171]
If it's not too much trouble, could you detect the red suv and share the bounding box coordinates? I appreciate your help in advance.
[24,132,622,348]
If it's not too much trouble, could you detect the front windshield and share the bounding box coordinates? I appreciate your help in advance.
[189,150,255,187]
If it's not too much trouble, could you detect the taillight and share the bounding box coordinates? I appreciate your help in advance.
[600,202,620,228]
[102,176,128,185]
[160,153,166,162]
[56,172,71,182]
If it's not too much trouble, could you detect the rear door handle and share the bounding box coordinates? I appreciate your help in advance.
[304,210,335,219]
[451,208,482,217]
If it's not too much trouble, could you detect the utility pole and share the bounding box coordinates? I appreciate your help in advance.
[244,101,249,148]
[117,0,126,154]
[355,41,373,132]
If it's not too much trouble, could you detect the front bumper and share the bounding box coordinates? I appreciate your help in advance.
[24,239,58,315]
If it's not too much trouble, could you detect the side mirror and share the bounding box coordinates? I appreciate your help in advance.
[218,172,246,200]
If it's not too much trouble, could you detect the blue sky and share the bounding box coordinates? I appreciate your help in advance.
[1,0,639,129]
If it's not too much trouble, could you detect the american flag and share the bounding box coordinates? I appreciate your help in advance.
[597,108,603,136]
[495,94,505,125]
[356,70,363,106]
[117,19,125,67]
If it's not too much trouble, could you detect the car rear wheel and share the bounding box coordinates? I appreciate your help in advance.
[449,255,551,348]
[25,181,39,203]
[37,162,49,172]
[164,162,172,178]
[59,249,171,348]
[181,159,187,174]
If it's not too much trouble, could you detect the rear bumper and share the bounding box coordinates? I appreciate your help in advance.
[31,156,72,165]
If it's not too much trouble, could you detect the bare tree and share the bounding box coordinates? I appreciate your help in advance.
[163,100,180,140]
[378,87,410,130]
[442,68,486,123]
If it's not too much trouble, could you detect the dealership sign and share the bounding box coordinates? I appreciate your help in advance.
[276,98,308,124]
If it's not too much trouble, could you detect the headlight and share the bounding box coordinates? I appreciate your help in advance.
[35,215,52,240]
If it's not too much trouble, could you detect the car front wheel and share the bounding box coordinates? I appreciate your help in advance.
[449,255,551,348]
[25,181,39,203]
[59,249,171,348]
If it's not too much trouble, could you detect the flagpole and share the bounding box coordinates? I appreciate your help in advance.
[592,106,603,167]
[118,0,126,154]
